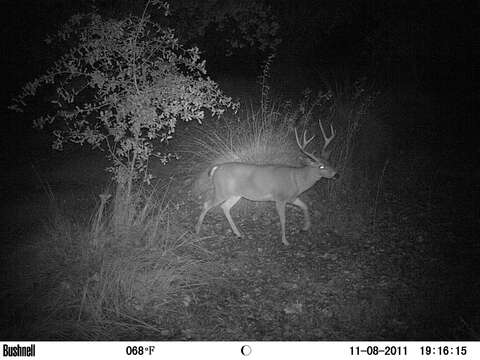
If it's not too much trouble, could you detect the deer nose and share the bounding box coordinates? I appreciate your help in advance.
[333,173,340,179]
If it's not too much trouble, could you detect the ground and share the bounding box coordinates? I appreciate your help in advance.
[1,135,478,340]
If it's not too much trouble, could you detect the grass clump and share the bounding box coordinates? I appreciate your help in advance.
[0,182,217,340]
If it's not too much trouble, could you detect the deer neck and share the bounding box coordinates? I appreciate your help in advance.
[293,166,319,193]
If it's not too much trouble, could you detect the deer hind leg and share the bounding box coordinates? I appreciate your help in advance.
[220,196,242,237]
[292,198,310,231]
[275,200,289,246]
[196,197,223,234]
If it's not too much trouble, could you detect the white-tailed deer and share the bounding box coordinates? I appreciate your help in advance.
[195,120,339,245]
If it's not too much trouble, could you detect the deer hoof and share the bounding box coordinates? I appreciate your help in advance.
[228,229,242,238]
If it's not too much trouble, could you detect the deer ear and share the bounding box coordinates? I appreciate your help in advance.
[322,150,332,160]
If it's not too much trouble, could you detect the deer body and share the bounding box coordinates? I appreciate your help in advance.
[195,120,338,246]
[210,163,323,202]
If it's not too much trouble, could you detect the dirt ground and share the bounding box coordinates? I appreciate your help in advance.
[1,140,478,340]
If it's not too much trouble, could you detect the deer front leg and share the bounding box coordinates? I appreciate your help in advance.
[292,198,310,231]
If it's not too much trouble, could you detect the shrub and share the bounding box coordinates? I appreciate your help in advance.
[10,4,237,193]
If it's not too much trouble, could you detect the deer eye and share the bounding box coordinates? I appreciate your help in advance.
[319,164,325,169]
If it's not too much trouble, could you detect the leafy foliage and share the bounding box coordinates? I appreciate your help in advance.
[11,8,237,185]
[165,0,281,56]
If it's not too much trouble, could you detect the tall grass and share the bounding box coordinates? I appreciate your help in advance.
[190,106,296,165]
[1,179,217,340]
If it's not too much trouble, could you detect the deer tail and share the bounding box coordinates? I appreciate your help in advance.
[208,165,219,177]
